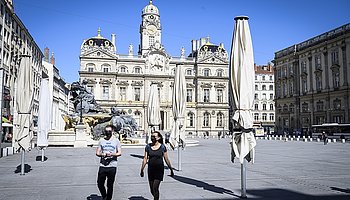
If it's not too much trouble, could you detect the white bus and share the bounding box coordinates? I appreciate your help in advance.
[311,123,350,139]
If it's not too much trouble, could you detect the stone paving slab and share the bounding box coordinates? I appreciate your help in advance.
[0,138,350,199]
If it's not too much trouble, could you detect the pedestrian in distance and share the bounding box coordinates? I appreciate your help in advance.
[322,131,328,145]
[96,125,122,200]
[140,131,174,200]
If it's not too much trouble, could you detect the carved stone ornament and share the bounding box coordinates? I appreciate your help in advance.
[116,80,129,86]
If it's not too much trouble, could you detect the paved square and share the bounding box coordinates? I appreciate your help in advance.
[0,138,349,199]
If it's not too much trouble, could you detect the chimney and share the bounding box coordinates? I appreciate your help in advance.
[200,37,206,47]
[191,40,197,54]
[50,52,55,65]
[44,47,49,62]
[111,33,116,53]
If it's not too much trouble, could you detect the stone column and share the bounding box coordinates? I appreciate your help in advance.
[74,124,87,147]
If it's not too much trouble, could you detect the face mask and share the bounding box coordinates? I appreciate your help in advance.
[105,130,113,137]
[151,136,157,143]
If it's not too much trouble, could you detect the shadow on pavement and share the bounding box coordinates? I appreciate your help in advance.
[170,175,239,197]
[86,194,102,200]
[130,154,144,159]
[35,156,48,161]
[14,164,32,174]
[247,188,350,200]
[128,196,149,200]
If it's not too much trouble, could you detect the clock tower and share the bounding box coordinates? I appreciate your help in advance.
[139,0,161,55]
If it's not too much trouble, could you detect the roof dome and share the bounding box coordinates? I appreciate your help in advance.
[83,28,114,48]
[142,0,159,16]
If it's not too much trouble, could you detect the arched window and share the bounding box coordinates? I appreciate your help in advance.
[203,69,210,76]
[217,113,224,127]
[216,69,223,77]
[134,67,141,74]
[187,112,194,127]
[134,111,142,128]
[262,85,266,90]
[120,66,127,73]
[86,63,95,72]
[203,112,210,127]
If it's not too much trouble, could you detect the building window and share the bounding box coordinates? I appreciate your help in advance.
[203,112,210,127]
[203,89,210,102]
[134,87,141,101]
[269,75,273,81]
[134,111,142,128]
[269,85,273,90]
[269,113,274,121]
[262,85,266,90]
[217,70,223,77]
[255,85,258,90]
[87,86,94,94]
[315,54,321,69]
[333,115,343,123]
[302,103,309,112]
[186,69,192,76]
[333,99,341,110]
[187,89,193,102]
[316,76,322,91]
[254,104,258,110]
[255,75,257,80]
[187,112,194,127]
[217,113,224,127]
[203,69,210,76]
[262,113,267,121]
[88,67,94,72]
[134,67,141,74]
[254,93,258,100]
[262,93,266,100]
[270,104,274,110]
[289,81,294,95]
[269,94,273,100]
[254,113,259,121]
[120,66,126,73]
[217,89,223,103]
[262,75,265,81]
[103,68,109,73]
[333,71,340,88]
[263,104,266,110]
[302,79,307,94]
[316,101,324,111]
[149,36,155,47]
[331,50,339,65]
[120,87,126,101]
[301,60,307,73]
[102,86,109,100]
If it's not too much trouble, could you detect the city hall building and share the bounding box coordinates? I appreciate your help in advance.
[79,1,230,136]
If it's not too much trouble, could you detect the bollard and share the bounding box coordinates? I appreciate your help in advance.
[310,138,313,142]
[333,139,337,143]
[317,138,320,142]
[290,138,294,141]
[7,147,13,155]
[297,138,299,141]
[2,148,7,157]
[342,139,345,143]
[304,138,308,142]
[328,139,331,143]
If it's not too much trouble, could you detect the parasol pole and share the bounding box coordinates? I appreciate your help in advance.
[20,147,25,175]
[177,125,182,171]
[241,159,247,198]
[41,148,45,162]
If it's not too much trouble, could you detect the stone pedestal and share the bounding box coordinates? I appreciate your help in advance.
[74,124,87,148]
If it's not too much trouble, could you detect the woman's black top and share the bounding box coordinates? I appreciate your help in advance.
[146,144,167,181]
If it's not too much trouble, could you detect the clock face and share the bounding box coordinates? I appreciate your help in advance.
[147,25,157,35]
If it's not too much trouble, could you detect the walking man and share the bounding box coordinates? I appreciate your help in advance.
[96,125,122,200]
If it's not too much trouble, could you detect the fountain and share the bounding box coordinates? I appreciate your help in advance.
[61,81,139,146]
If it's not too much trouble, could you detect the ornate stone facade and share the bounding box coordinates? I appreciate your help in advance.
[79,1,230,136]
[274,23,350,135]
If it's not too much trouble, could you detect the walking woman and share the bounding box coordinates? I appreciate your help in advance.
[140,131,174,200]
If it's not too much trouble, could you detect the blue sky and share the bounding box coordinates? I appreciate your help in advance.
[14,0,350,83]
